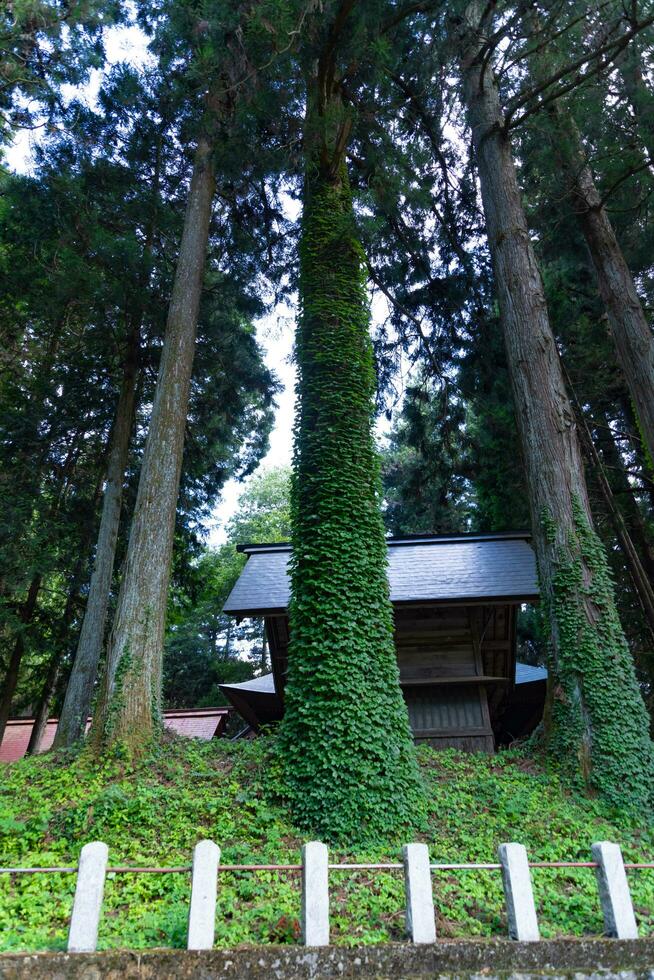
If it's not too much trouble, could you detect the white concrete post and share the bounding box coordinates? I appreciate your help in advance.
[403,843,436,943]
[67,841,109,952]
[301,841,329,946]
[498,842,540,942]
[187,839,221,950]
[592,841,638,939]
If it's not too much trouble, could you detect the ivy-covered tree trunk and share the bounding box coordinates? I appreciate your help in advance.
[456,4,654,808]
[90,136,215,755]
[53,315,141,748]
[278,76,425,841]
[569,391,654,641]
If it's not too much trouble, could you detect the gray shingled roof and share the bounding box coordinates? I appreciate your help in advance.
[223,534,539,615]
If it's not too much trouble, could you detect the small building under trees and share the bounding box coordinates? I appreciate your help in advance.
[221,533,544,752]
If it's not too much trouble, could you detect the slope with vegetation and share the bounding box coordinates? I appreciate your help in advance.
[1,0,654,843]
[0,736,652,953]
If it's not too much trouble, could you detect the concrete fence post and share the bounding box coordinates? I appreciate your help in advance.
[302,841,329,946]
[187,839,221,950]
[592,841,638,939]
[67,841,109,953]
[498,842,540,942]
[403,843,436,943]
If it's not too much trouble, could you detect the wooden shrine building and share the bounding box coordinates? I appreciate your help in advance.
[221,533,543,753]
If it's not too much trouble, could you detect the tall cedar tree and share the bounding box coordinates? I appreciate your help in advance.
[523,10,654,473]
[88,0,285,752]
[514,84,654,692]
[0,161,131,743]
[90,131,216,752]
[454,2,654,807]
[53,315,141,747]
[278,1,425,842]
[54,78,167,747]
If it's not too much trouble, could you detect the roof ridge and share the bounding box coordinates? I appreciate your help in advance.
[236,531,532,553]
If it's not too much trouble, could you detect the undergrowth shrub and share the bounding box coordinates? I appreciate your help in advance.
[0,735,651,952]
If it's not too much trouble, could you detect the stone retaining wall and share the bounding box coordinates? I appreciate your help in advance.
[1,939,654,979]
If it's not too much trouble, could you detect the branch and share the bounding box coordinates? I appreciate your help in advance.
[317,0,358,104]
[598,159,653,206]
[380,0,444,35]
[504,11,654,129]
[498,0,614,80]
[366,259,445,380]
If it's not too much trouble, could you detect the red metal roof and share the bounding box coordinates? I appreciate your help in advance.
[0,708,230,763]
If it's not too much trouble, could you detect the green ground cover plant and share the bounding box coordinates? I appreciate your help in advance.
[0,735,652,952]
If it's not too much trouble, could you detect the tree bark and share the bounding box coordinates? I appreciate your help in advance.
[593,407,654,581]
[455,2,654,807]
[90,136,215,755]
[0,574,42,744]
[260,630,268,673]
[542,106,654,473]
[26,651,62,756]
[565,383,654,641]
[53,316,141,748]
[27,469,108,755]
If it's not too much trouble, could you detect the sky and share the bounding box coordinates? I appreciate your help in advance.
[209,304,297,545]
[6,20,405,550]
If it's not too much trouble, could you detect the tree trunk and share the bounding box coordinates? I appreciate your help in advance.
[26,653,61,756]
[53,316,141,748]
[0,574,42,744]
[27,471,108,755]
[593,407,654,581]
[543,107,654,473]
[564,382,654,641]
[456,3,654,808]
[260,630,268,673]
[279,59,424,840]
[90,136,215,755]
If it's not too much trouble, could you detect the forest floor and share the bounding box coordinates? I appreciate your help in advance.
[0,735,652,953]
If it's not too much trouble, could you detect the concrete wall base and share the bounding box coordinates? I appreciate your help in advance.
[1,939,654,979]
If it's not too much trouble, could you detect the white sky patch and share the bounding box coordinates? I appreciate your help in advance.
[209,302,297,546]
[4,21,152,174]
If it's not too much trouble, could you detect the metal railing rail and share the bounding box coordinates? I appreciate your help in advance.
[0,840,649,952]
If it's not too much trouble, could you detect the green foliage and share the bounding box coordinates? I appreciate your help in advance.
[0,0,119,145]
[459,311,531,533]
[279,162,425,842]
[381,373,475,535]
[164,467,292,707]
[543,497,654,810]
[226,466,292,546]
[0,59,279,718]
[0,738,652,952]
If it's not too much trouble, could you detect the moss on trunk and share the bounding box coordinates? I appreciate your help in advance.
[541,497,654,807]
[279,106,425,840]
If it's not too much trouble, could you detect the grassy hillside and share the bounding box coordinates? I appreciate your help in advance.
[0,736,652,952]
